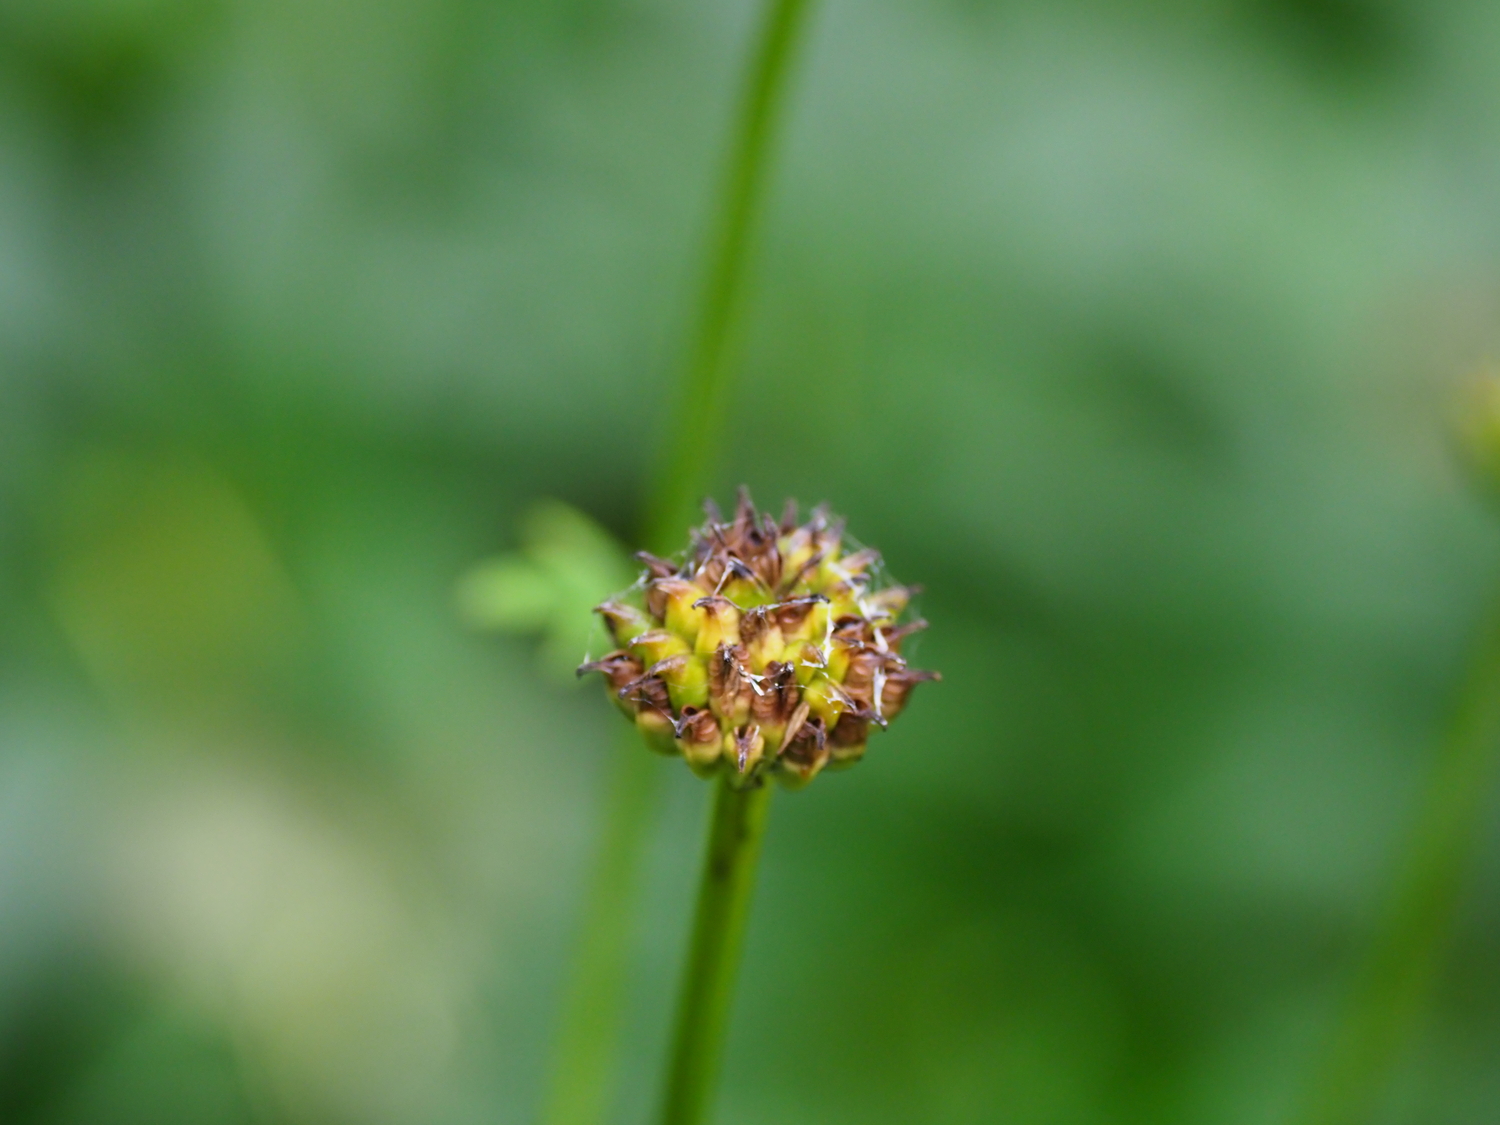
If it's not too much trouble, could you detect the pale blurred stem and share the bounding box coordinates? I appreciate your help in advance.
[661,778,773,1125]
[539,1,815,1123]
[540,731,659,1125]
[1299,593,1500,1125]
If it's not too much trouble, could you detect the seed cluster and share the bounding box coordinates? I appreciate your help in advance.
[579,491,937,788]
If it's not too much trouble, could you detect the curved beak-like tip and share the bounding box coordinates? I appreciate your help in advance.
[634,550,679,578]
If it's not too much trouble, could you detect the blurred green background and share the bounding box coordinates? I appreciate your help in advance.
[4,0,1500,1122]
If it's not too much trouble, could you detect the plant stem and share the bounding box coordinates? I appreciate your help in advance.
[1298,593,1500,1125]
[540,731,659,1125]
[661,777,774,1125]
[540,2,815,1122]
[645,0,817,550]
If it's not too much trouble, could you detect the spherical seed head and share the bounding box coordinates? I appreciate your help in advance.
[579,489,938,788]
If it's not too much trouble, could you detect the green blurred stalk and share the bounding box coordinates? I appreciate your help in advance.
[1298,593,1500,1125]
[539,2,815,1123]
[540,730,660,1125]
[660,778,774,1125]
[644,0,817,549]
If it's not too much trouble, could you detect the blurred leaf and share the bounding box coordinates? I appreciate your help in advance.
[456,499,636,681]
[457,557,557,632]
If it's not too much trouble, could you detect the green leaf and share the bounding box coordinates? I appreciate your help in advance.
[458,500,637,682]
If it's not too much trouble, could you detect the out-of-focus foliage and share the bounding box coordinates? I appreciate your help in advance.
[457,500,635,681]
[3,1,1500,1123]
[1454,367,1500,505]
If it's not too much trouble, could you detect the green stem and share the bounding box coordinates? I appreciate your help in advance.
[645,0,817,550]
[1298,592,1500,1125]
[540,732,659,1125]
[661,778,774,1125]
[539,3,815,1122]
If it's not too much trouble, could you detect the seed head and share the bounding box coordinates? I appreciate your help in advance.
[579,489,938,788]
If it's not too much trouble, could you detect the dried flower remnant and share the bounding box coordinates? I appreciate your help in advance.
[579,490,937,788]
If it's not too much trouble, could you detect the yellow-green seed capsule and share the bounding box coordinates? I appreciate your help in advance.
[827,712,870,768]
[730,724,766,776]
[740,607,784,674]
[579,489,937,788]
[801,674,851,730]
[647,652,710,712]
[629,629,691,666]
[692,596,741,656]
[675,707,723,776]
[650,578,704,645]
[596,601,653,648]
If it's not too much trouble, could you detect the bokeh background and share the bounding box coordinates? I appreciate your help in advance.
[5,0,1500,1122]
